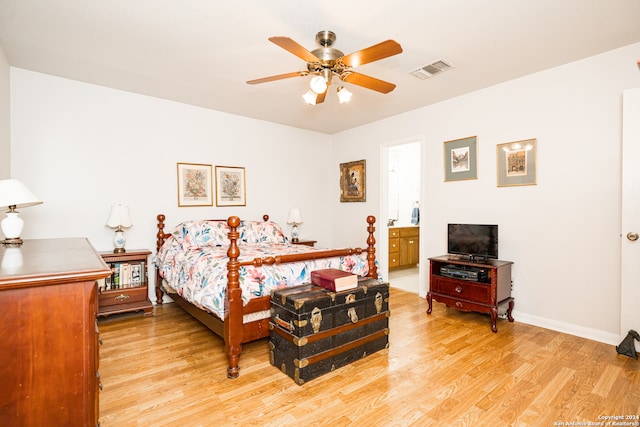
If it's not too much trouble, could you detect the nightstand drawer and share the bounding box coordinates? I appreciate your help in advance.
[99,287,148,307]
[431,276,491,304]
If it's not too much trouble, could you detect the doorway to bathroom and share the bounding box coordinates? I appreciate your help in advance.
[384,140,421,293]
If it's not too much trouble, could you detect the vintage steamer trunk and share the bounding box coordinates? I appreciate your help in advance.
[269,279,390,385]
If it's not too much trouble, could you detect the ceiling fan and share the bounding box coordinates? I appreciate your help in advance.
[247,31,403,105]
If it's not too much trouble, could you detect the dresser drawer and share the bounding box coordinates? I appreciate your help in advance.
[99,286,148,307]
[430,293,489,313]
[430,276,492,304]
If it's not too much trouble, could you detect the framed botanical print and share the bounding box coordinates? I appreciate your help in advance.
[340,159,366,202]
[177,162,213,207]
[215,165,246,206]
[444,136,478,182]
[497,139,537,187]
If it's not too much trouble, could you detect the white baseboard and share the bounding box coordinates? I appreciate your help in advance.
[513,310,621,346]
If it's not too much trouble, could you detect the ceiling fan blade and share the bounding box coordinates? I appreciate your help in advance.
[269,36,321,63]
[340,40,402,68]
[247,71,308,85]
[341,72,397,94]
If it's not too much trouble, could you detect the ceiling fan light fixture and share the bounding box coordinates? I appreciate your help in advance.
[310,75,327,94]
[337,86,352,103]
[302,89,318,105]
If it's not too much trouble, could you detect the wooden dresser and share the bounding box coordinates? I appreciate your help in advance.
[0,238,111,427]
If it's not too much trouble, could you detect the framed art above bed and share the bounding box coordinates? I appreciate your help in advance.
[177,162,213,207]
[215,165,246,207]
[340,159,366,202]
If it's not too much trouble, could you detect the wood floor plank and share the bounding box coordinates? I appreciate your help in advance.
[98,287,640,426]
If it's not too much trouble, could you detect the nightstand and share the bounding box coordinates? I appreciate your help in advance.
[291,239,317,247]
[98,249,153,317]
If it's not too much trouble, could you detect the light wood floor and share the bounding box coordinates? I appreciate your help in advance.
[97,288,640,426]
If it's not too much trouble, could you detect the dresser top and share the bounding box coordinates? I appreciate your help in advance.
[0,238,111,289]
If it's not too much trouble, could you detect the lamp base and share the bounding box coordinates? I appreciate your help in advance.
[113,247,126,254]
[2,238,24,246]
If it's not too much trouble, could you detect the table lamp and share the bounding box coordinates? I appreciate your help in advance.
[287,208,302,242]
[0,179,43,246]
[106,205,132,253]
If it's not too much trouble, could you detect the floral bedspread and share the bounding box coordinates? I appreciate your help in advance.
[154,219,369,319]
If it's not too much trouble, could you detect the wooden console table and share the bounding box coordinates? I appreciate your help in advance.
[427,255,514,332]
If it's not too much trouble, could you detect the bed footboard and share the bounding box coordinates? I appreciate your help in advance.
[223,215,377,378]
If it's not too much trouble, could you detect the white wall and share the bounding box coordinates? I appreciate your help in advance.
[0,45,9,178]
[9,69,333,300]
[332,42,640,345]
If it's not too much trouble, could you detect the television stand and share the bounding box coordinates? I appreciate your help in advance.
[427,255,514,333]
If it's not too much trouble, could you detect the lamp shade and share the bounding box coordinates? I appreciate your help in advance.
[0,179,42,210]
[106,205,132,229]
[337,86,353,103]
[302,90,318,105]
[287,208,302,225]
[310,75,327,94]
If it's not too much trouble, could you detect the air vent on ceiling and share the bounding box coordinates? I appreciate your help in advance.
[410,59,454,80]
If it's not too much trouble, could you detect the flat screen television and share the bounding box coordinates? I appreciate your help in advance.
[447,224,498,262]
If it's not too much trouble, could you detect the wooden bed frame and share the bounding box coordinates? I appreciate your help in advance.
[155,213,378,378]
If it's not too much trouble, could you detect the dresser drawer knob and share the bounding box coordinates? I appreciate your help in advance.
[455,285,463,294]
[455,301,463,308]
[115,294,130,302]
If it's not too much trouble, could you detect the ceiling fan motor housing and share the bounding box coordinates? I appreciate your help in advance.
[309,31,345,78]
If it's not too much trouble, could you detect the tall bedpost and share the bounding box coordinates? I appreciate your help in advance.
[225,215,242,379]
[155,214,166,305]
[366,215,378,279]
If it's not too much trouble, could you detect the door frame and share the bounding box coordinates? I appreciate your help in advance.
[380,136,425,294]
[621,87,640,338]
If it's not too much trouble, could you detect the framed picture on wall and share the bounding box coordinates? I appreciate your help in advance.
[177,162,213,207]
[444,136,478,182]
[215,165,246,206]
[496,139,537,187]
[340,159,366,202]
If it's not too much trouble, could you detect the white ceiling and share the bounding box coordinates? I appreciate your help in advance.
[1,1,640,134]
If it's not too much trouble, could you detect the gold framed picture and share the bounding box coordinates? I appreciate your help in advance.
[340,159,366,202]
[177,162,213,207]
[215,165,246,206]
[497,139,537,187]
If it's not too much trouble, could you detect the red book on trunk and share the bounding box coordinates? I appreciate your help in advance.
[310,269,358,292]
